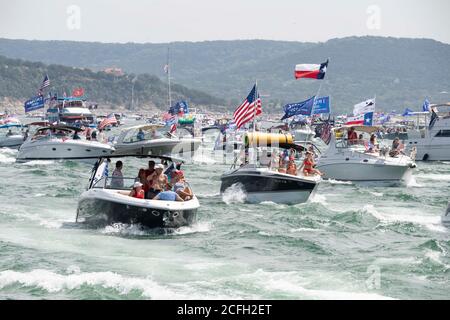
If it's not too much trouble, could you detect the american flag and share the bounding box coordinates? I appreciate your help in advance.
[40,74,50,91]
[233,84,262,129]
[98,113,118,130]
[320,122,332,145]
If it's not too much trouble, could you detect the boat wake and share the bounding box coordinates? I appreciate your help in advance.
[222,183,247,204]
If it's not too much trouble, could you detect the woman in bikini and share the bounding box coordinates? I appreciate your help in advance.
[300,152,323,176]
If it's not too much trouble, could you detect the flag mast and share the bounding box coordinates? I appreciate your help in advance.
[252,80,258,133]
[167,47,172,110]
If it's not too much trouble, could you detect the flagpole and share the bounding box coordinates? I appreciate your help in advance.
[252,80,258,133]
[167,47,172,110]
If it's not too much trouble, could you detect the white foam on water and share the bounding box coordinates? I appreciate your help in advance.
[101,223,149,236]
[417,174,450,181]
[424,250,450,270]
[309,194,327,206]
[222,183,247,204]
[369,192,383,197]
[364,205,447,233]
[0,149,15,164]
[191,153,216,165]
[0,269,183,299]
[290,228,321,233]
[20,160,55,166]
[405,175,423,188]
[173,221,211,235]
[326,179,353,185]
[239,269,394,300]
[184,262,227,271]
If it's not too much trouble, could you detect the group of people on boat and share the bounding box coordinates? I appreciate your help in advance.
[111,160,193,202]
[346,127,405,156]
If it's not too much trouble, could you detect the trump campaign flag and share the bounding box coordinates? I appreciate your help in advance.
[24,95,45,113]
[353,98,376,116]
[281,96,315,120]
[295,59,328,80]
[312,96,330,115]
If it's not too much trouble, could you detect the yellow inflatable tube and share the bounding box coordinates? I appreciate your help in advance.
[244,132,294,147]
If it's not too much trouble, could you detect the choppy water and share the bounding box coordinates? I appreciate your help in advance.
[0,129,449,300]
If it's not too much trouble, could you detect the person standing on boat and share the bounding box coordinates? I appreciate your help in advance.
[347,127,358,145]
[97,129,106,143]
[146,164,168,198]
[111,161,124,188]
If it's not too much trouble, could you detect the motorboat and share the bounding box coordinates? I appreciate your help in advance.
[76,155,200,228]
[16,124,115,163]
[404,103,450,161]
[47,97,98,128]
[112,124,201,157]
[316,126,416,182]
[220,132,321,204]
[0,123,25,149]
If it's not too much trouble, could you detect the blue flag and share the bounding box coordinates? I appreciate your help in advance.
[364,112,374,126]
[281,96,315,120]
[422,98,430,112]
[402,108,414,116]
[24,95,45,112]
[312,96,330,114]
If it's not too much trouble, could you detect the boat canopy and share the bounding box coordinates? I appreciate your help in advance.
[334,125,380,134]
[35,124,84,133]
[0,123,22,129]
[244,132,306,152]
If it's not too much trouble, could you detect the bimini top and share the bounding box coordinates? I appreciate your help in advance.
[0,123,22,129]
[244,132,306,152]
[122,124,165,132]
[334,125,380,134]
[35,124,84,133]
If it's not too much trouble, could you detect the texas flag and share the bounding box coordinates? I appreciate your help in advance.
[345,112,374,126]
[295,59,329,80]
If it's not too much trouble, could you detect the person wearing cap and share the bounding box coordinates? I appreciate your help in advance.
[146,163,168,199]
[171,170,193,201]
[129,181,145,199]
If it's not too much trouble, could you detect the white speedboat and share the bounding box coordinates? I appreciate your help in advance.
[220,132,321,204]
[0,123,25,149]
[16,125,114,163]
[316,126,416,182]
[112,124,201,157]
[404,103,450,161]
[76,155,199,228]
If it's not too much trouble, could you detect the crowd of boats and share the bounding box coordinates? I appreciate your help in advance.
[1,98,450,230]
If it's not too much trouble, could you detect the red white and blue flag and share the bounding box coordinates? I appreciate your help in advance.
[40,74,50,91]
[345,112,374,126]
[295,59,328,80]
[233,84,262,129]
[98,113,118,130]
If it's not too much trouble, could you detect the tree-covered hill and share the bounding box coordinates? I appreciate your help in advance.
[0,54,224,111]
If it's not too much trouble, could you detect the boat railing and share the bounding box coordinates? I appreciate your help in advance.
[92,176,139,190]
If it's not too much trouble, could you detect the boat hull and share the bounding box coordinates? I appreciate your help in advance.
[406,141,450,161]
[113,139,201,157]
[76,189,198,229]
[316,161,412,182]
[16,139,114,163]
[220,170,318,204]
[0,135,24,149]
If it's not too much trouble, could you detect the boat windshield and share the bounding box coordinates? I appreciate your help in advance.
[92,176,138,190]
[121,127,169,143]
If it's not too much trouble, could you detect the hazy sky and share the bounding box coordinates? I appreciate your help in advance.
[1,0,449,44]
